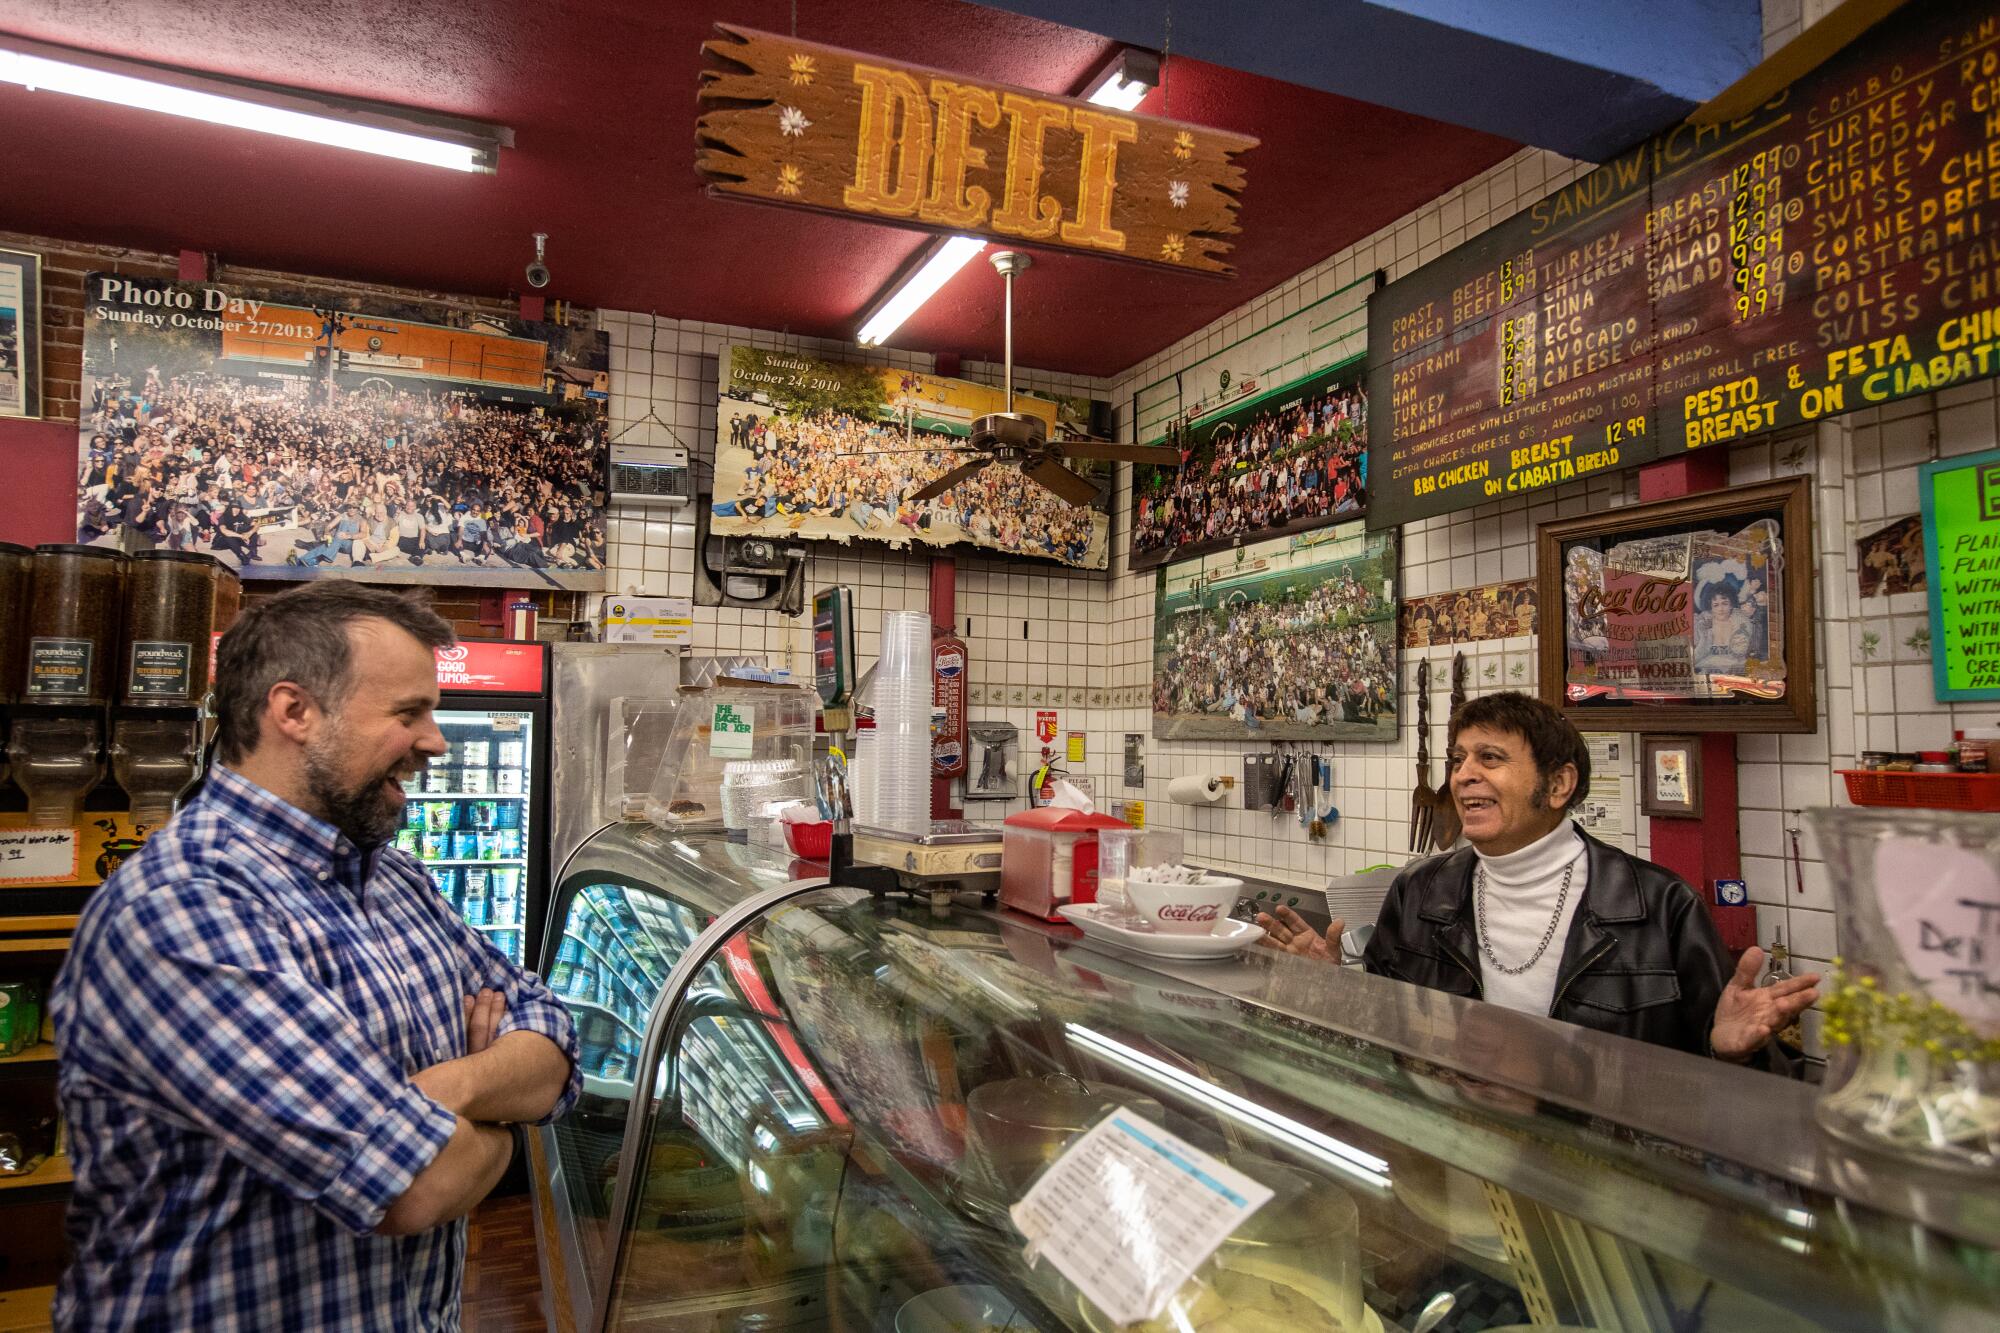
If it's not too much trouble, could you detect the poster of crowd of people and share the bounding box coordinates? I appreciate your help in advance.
[1558,517,1789,703]
[713,345,1112,570]
[1402,580,1538,648]
[1129,361,1369,570]
[74,274,610,588]
[1152,522,1398,742]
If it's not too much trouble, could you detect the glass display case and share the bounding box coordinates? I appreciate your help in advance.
[532,829,2000,1333]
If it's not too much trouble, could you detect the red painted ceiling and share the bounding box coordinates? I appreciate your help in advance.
[0,0,1515,379]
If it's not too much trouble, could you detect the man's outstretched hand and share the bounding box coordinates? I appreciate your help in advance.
[1711,947,1820,1062]
[1257,905,1345,964]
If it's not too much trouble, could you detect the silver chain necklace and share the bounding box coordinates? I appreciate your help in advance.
[1475,861,1574,975]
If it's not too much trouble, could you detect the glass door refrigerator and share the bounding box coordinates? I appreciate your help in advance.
[397,641,552,968]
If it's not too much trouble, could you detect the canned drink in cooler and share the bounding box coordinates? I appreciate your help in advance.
[495,801,521,830]
[420,832,450,860]
[475,831,500,861]
[461,740,491,768]
[494,767,523,795]
[423,766,455,794]
[404,800,425,829]
[497,739,525,769]
[453,831,480,860]
[462,874,489,925]
[461,768,490,794]
[493,930,520,960]
[470,802,500,831]
[495,829,522,860]
[432,867,460,907]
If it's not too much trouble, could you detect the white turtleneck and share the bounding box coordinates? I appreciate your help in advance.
[1472,819,1589,1017]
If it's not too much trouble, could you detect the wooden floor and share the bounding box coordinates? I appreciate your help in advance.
[465,1195,551,1332]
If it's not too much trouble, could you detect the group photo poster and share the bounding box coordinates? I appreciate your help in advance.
[1152,521,1398,743]
[1129,359,1369,570]
[713,344,1113,570]
[76,274,611,589]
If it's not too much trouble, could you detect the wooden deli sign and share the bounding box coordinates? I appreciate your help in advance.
[696,26,1256,275]
[1367,2,2000,528]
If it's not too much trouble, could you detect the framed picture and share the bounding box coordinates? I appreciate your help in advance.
[1536,477,1815,733]
[1640,735,1702,818]
[0,247,43,419]
[1152,521,1398,743]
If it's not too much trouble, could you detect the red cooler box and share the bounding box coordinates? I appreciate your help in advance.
[1001,808,1131,921]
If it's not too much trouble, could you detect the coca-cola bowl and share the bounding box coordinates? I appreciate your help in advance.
[1123,874,1244,935]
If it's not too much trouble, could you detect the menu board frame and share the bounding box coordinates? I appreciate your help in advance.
[1535,478,1816,733]
[1920,446,2000,701]
[1367,2,2000,529]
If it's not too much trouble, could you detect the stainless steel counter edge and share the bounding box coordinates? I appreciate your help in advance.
[975,899,2000,1252]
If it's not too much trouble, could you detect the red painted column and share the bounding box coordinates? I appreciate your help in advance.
[929,556,960,819]
[1634,451,1744,922]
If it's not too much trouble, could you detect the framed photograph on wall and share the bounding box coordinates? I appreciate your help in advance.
[1536,477,1815,733]
[0,247,43,419]
[1639,735,1702,818]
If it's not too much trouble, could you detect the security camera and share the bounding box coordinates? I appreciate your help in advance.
[524,232,551,289]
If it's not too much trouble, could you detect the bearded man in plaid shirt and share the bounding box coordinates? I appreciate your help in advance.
[51,582,578,1330]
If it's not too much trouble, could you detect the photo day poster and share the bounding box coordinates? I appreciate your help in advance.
[75,274,610,590]
[714,344,1112,570]
[1153,521,1398,742]
[1129,360,1368,570]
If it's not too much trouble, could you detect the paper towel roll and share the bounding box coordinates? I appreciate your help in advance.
[1167,774,1226,806]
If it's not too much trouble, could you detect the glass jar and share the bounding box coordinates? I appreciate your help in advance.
[123,551,218,706]
[0,542,30,703]
[25,544,128,705]
[1809,807,2000,1172]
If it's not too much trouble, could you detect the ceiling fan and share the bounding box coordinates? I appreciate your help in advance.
[841,251,1181,506]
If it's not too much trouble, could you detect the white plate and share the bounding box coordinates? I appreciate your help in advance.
[1058,904,1266,960]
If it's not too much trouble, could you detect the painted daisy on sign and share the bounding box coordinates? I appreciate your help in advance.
[778,105,811,137]
[788,52,817,85]
[776,164,803,196]
[1160,233,1187,263]
[1173,131,1195,161]
[1168,180,1189,209]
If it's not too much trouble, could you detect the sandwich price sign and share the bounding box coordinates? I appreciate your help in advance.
[695,26,1256,275]
[1922,447,2000,700]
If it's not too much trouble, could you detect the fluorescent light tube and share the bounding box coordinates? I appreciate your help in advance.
[0,41,502,172]
[1088,70,1151,112]
[857,234,988,346]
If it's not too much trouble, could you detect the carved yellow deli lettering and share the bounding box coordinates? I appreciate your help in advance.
[1413,460,1491,496]
[845,63,934,217]
[1682,375,1775,447]
[845,70,1136,253]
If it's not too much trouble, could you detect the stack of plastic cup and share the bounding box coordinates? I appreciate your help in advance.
[870,610,933,833]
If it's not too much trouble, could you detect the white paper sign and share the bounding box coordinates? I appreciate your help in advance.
[603,595,693,646]
[1879,838,2000,1037]
[709,702,756,758]
[1010,1108,1273,1326]
[0,827,80,884]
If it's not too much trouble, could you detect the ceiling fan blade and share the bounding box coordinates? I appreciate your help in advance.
[910,458,992,503]
[1023,457,1103,506]
[1059,439,1182,465]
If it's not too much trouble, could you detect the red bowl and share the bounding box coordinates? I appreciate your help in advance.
[784,819,832,859]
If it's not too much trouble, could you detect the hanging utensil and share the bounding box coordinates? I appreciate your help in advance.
[1430,651,1467,849]
[1410,660,1434,849]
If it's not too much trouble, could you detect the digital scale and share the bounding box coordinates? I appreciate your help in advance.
[850,820,1004,901]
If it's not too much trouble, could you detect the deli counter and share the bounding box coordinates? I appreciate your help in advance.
[527,825,2000,1333]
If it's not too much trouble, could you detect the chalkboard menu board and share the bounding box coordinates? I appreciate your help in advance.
[1368,2,2000,528]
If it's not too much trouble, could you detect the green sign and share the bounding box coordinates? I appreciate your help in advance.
[1922,447,2000,700]
[709,702,756,758]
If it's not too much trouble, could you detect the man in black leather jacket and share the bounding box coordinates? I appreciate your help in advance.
[1261,692,1818,1068]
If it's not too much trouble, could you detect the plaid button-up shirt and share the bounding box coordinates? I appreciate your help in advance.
[50,765,580,1331]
